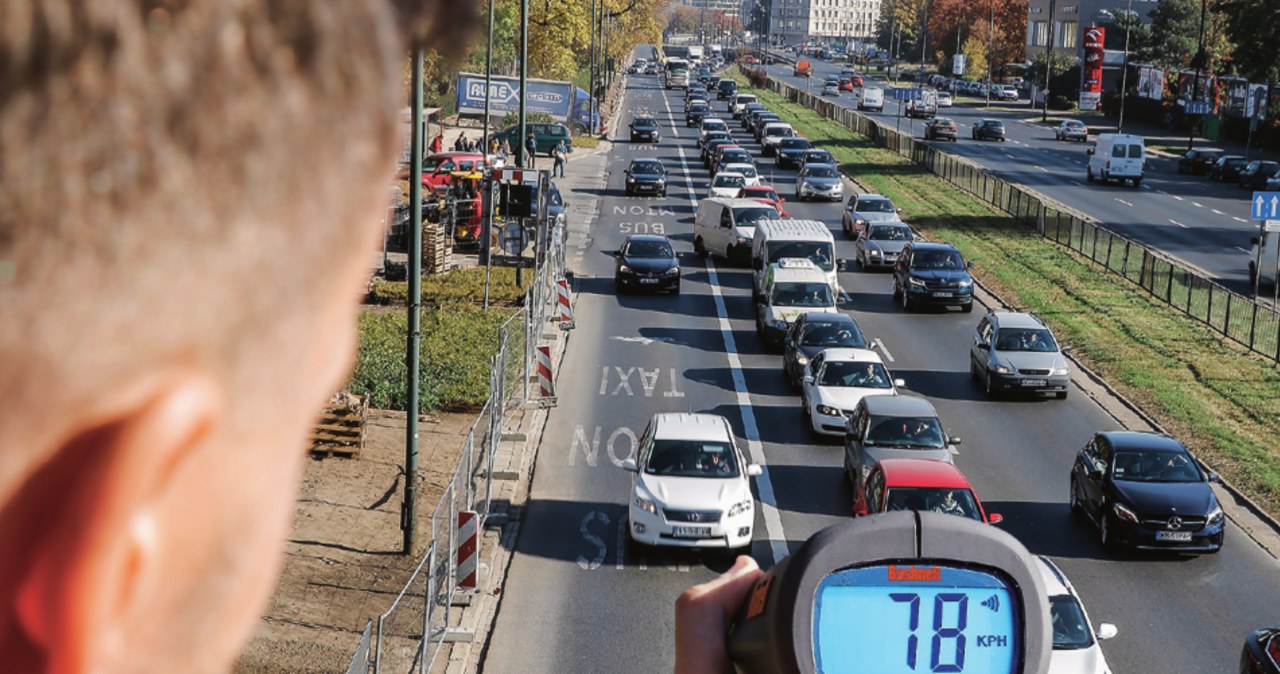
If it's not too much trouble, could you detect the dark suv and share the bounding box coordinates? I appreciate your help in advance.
[717,79,738,100]
[629,116,661,143]
[891,242,974,312]
[971,119,1006,141]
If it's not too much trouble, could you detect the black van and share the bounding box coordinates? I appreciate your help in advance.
[716,79,738,101]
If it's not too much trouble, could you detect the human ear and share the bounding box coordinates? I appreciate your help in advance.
[10,376,221,673]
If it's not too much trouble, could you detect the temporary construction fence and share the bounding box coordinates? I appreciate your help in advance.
[747,69,1280,362]
[346,208,570,674]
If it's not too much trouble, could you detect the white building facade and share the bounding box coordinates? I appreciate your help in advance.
[769,0,882,47]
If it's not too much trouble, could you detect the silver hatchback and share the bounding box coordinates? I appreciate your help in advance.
[970,311,1071,398]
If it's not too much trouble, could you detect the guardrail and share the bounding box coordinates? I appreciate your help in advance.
[746,68,1280,363]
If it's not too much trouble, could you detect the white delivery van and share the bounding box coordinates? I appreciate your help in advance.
[751,219,839,298]
[694,198,780,265]
[1087,133,1145,187]
[858,87,885,112]
[1249,230,1280,290]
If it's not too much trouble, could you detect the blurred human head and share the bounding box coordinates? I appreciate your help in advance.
[0,1,470,672]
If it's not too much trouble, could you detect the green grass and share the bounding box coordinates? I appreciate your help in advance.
[368,267,530,307]
[734,70,1280,516]
[574,136,602,150]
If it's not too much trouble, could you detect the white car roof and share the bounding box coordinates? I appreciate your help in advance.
[768,259,827,282]
[763,122,793,131]
[813,348,884,364]
[651,413,734,442]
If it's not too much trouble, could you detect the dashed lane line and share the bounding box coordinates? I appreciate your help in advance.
[1171,220,1188,228]
[1115,198,1134,207]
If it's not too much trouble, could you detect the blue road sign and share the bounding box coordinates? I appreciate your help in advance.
[1184,100,1212,115]
[892,88,922,101]
[1252,192,1280,221]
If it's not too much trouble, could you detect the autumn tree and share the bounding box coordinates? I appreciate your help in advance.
[875,0,927,60]
[1219,0,1280,83]
[1141,0,1233,74]
[927,0,1028,75]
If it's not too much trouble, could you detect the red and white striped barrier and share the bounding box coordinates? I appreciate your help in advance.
[536,344,556,401]
[555,277,575,329]
[456,510,478,590]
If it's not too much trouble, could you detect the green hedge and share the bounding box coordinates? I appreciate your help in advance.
[367,267,530,307]
[350,306,518,412]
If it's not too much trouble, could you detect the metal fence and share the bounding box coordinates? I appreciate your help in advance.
[751,70,1280,362]
[351,203,570,674]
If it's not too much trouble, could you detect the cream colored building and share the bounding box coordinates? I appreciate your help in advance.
[769,0,882,47]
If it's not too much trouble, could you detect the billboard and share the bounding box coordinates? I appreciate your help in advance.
[1136,66,1166,100]
[455,73,575,122]
[953,54,966,76]
[1082,26,1105,96]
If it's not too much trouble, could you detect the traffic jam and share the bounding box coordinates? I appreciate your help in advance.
[599,47,1275,674]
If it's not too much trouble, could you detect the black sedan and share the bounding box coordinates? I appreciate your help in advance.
[782,313,868,388]
[775,137,814,168]
[623,159,667,197]
[629,116,661,143]
[1240,627,1280,673]
[971,119,1006,141]
[1239,160,1280,189]
[686,102,712,126]
[1070,431,1224,553]
[1177,148,1224,175]
[1211,155,1250,182]
[924,117,958,141]
[614,235,680,294]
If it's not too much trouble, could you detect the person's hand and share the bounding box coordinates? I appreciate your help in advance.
[675,555,763,674]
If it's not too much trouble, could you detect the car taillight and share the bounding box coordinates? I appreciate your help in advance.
[1106,160,1111,169]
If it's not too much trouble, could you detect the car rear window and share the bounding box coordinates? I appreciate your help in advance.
[800,322,867,348]
[883,487,981,521]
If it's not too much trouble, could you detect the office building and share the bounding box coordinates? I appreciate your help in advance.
[769,0,882,47]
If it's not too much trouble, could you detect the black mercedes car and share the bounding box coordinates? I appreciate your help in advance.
[614,234,680,294]
[1177,148,1224,175]
[629,116,661,143]
[1240,627,1280,673]
[1070,431,1225,554]
[623,159,667,197]
[971,118,1006,141]
[686,101,712,126]
[782,313,868,388]
[1210,155,1250,182]
[775,137,814,168]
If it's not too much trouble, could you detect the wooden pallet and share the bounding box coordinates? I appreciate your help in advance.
[309,393,369,458]
[422,224,452,275]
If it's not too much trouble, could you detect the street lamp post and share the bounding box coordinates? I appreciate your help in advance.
[1187,0,1208,151]
[1117,0,1133,131]
[988,0,995,108]
[1042,0,1056,122]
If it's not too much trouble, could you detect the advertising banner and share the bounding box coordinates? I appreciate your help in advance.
[455,73,575,121]
[1082,26,1105,94]
[1078,91,1101,111]
[1136,66,1166,100]
[953,54,966,76]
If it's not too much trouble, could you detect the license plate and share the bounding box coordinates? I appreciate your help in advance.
[639,278,659,284]
[932,291,954,298]
[673,526,712,538]
[1021,379,1047,387]
[1156,531,1193,542]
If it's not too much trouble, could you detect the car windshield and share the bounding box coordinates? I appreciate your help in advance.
[705,132,730,143]
[932,118,955,126]
[858,198,895,213]
[820,361,893,389]
[806,152,833,163]
[731,165,759,178]
[631,162,663,175]
[865,416,946,449]
[772,282,833,307]
[732,206,780,227]
[994,328,1058,352]
[780,138,812,149]
[869,224,911,241]
[984,121,1003,129]
[422,156,451,172]
[913,250,965,269]
[1050,596,1095,650]
[703,121,727,132]
[714,174,746,188]
[624,240,673,258]
[768,241,835,272]
[723,152,750,163]
[883,487,981,521]
[1065,121,1084,129]
[806,166,838,178]
[800,322,866,348]
[691,104,710,112]
[644,439,739,478]
[634,117,657,126]
[1112,450,1202,483]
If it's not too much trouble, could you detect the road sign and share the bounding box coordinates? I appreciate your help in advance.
[1184,100,1212,115]
[1266,220,1280,233]
[1252,192,1280,221]
[892,88,922,101]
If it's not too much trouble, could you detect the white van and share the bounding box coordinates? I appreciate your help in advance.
[751,219,839,298]
[732,94,759,118]
[1249,230,1279,290]
[1087,133,1145,187]
[858,87,885,112]
[694,198,781,265]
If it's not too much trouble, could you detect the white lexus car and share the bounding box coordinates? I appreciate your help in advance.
[1038,556,1118,674]
[623,413,761,551]
[800,348,902,437]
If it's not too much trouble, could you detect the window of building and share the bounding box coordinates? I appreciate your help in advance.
[1059,21,1078,48]
[1030,20,1048,47]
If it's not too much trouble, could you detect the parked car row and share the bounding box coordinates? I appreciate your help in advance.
[1179,148,1280,189]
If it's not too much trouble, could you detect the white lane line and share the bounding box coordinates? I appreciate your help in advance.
[1115,198,1134,207]
[1036,166,1050,173]
[1172,195,1185,201]
[1071,180,1085,187]
[1157,190,1168,195]
[1234,217,1247,222]
[676,143,787,564]
[875,338,896,363]
[1236,246,1250,253]
[1171,220,1188,228]
[1192,201,1204,208]
[660,93,680,138]
[1212,209,1225,215]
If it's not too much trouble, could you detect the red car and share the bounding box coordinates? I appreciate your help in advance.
[854,458,1002,524]
[414,152,491,192]
[838,79,854,92]
[737,186,789,217]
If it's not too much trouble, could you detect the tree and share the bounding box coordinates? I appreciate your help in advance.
[960,35,990,81]
[1220,0,1280,82]
[875,0,928,61]
[1140,0,1231,75]
[926,0,1029,75]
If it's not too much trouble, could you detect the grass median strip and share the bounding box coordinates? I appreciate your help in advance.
[733,71,1280,517]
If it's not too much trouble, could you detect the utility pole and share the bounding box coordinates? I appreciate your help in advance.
[589,0,598,136]
[1187,0,1208,151]
[918,0,930,83]
[988,0,995,108]
[483,0,495,150]
[516,0,529,168]
[1042,0,1056,122]
[1114,0,1134,131]
[403,48,424,556]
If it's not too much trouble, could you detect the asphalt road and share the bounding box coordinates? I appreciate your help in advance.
[482,49,1280,673]
[765,57,1267,296]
